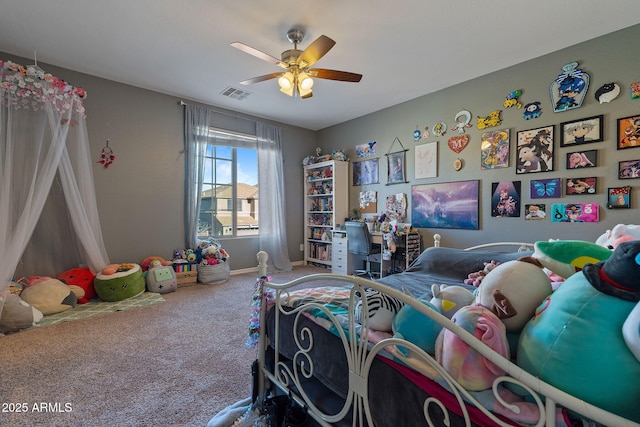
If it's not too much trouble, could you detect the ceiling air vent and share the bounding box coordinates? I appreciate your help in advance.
[221,86,251,100]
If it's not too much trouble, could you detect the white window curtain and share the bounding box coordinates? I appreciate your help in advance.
[257,122,292,272]
[0,60,110,299]
[183,108,291,272]
[183,104,210,249]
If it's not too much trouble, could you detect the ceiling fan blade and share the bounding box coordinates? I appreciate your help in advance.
[309,68,363,82]
[297,35,335,67]
[231,42,286,68]
[239,72,283,85]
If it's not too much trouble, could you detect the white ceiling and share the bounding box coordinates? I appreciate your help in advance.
[1,1,639,131]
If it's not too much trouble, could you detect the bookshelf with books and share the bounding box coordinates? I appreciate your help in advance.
[304,160,349,267]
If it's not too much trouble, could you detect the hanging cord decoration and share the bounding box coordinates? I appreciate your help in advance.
[245,275,274,349]
[97,138,115,168]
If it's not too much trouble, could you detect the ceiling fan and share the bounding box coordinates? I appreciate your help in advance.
[231,28,362,99]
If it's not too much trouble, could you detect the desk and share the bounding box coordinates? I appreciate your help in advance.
[332,231,421,278]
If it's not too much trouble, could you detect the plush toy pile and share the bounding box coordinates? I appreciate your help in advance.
[170,240,230,285]
[170,240,229,267]
[1,275,80,334]
[197,240,229,266]
[353,223,640,424]
[2,253,175,333]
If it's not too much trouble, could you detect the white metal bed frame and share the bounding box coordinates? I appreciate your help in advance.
[254,237,640,427]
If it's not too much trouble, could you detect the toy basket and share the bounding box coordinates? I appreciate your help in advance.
[198,262,230,285]
[172,262,198,287]
[197,238,230,284]
[176,270,198,287]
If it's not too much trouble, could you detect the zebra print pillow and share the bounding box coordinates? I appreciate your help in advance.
[354,288,405,332]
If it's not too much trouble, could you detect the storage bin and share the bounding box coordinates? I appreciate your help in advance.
[198,262,230,285]
[176,270,198,287]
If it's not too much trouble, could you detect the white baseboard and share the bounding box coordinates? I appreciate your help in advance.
[229,260,304,276]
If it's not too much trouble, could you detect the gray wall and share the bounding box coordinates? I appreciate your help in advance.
[318,24,640,248]
[2,52,313,271]
[4,23,640,270]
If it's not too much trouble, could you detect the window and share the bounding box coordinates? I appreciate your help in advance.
[198,128,259,238]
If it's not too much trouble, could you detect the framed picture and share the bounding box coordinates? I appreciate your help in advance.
[616,114,640,149]
[618,159,640,179]
[550,203,599,223]
[352,158,379,186]
[525,204,546,220]
[414,142,438,179]
[411,180,479,230]
[387,151,407,184]
[560,115,604,147]
[516,125,554,174]
[530,178,561,199]
[566,149,597,169]
[565,177,597,195]
[491,181,521,217]
[480,129,510,170]
[607,186,631,209]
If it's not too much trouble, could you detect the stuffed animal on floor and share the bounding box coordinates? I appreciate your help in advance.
[94,263,146,302]
[20,276,78,315]
[595,223,640,249]
[140,256,170,272]
[0,293,43,333]
[518,241,640,422]
[474,256,552,333]
[145,260,177,294]
[56,267,96,304]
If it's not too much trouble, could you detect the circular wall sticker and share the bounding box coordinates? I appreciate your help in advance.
[433,121,447,136]
[453,158,463,171]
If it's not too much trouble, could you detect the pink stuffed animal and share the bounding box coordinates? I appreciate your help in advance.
[596,224,640,249]
[463,261,500,287]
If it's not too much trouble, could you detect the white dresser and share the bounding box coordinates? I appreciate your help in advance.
[331,231,353,275]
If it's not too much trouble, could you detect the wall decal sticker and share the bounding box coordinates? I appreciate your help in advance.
[550,61,590,112]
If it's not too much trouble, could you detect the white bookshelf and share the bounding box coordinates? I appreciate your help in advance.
[303,160,349,267]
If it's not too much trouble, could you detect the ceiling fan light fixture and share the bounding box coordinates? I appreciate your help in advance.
[278,72,294,90]
[298,84,312,98]
[298,73,314,91]
[280,85,294,96]
[232,28,361,100]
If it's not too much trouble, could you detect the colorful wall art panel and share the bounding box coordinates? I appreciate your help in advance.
[550,203,599,223]
[411,180,479,230]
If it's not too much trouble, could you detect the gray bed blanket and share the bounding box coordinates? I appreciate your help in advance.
[377,246,532,298]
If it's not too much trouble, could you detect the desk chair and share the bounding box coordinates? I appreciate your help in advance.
[345,221,382,279]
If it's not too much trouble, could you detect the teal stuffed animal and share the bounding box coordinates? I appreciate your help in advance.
[392,300,442,356]
[518,241,640,422]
